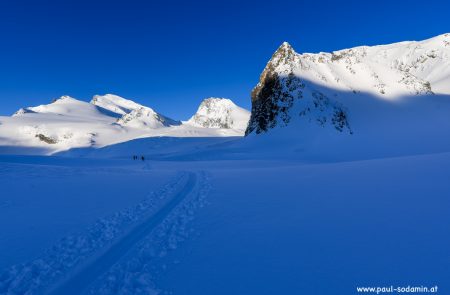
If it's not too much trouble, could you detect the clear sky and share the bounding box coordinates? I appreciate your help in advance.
[0,0,448,119]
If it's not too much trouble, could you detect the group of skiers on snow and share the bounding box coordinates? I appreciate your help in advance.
[132,155,146,161]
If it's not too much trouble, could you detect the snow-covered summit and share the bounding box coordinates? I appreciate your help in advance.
[187,98,250,131]
[12,95,75,116]
[90,94,143,116]
[12,95,112,120]
[13,108,35,116]
[91,94,180,128]
[117,106,180,129]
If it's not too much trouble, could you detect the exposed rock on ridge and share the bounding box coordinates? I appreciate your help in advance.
[246,42,351,135]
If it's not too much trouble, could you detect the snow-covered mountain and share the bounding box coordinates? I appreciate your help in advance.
[244,33,450,159]
[247,33,450,136]
[117,106,180,129]
[186,98,250,131]
[92,94,180,128]
[242,34,450,156]
[0,95,248,155]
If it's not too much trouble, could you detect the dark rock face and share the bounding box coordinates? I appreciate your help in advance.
[246,42,299,135]
[245,42,352,136]
[35,134,57,144]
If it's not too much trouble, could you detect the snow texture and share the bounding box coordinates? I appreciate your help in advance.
[0,171,209,295]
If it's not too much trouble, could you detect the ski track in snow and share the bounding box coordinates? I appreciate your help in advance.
[86,171,210,295]
[0,171,210,295]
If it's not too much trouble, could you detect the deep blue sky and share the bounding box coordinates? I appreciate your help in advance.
[0,0,448,119]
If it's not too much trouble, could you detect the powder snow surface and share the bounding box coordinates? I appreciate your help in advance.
[1,147,449,295]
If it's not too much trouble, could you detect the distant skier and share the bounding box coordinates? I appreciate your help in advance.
[141,156,145,161]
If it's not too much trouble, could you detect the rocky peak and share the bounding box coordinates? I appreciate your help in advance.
[246,42,302,135]
[269,42,297,68]
[196,98,236,113]
[246,41,351,136]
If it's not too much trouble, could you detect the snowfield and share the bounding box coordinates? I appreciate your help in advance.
[1,34,450,295]
[1,149,449,294]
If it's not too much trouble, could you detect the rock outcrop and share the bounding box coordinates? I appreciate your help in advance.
[246,42,351,135]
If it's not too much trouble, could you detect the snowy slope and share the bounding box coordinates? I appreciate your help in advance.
[0,95,248,155]
[91,93,180,128]
[117,106,180,129]
[12,96,115,121]
[1,96,123,154]
[245,33,450,159]
[1,151,449,294]
[90,94,143,116]
[186,98,250,131]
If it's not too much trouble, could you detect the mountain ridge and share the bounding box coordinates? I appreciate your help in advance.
[246,33,450,136]
[2,33,450,158]
[0,94,249,155]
